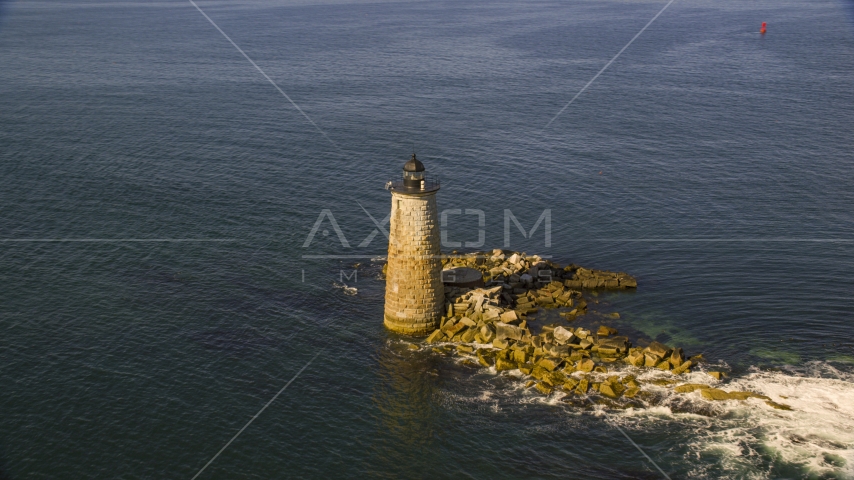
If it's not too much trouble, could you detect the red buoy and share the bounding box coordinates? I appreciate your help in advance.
[760,22,767,34]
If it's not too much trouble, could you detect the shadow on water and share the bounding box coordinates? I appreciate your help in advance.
[0,443,13,480]
[366,339,445,476]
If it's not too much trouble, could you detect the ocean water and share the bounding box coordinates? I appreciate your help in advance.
[1,0,854,478]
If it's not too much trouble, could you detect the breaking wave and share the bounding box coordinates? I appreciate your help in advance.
[601,362,854,479]
[436,346,854,478]
[677,364,854,479]
[394,334,854,478]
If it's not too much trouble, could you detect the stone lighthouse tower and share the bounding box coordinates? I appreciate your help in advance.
[383,154,444,335]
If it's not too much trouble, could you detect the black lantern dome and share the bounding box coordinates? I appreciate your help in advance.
[403,154,425,187]
[403,154,425,173]
[386,153,440,193]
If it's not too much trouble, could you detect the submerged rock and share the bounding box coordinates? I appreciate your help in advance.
[765,400,792,410]
[674,383,710,393]
[597,325,617,336]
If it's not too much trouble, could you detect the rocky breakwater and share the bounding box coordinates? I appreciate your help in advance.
[415,250,789,411]
[439,249,637,292]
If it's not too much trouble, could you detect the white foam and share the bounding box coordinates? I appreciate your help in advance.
[720,370,854,476]
[332,282,357,295]
[442,357,854,477]
[614,363,854,478]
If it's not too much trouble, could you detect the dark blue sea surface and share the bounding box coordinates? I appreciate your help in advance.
[2,0,854,478]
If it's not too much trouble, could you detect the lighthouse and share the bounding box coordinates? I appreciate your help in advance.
[383,154,444,335]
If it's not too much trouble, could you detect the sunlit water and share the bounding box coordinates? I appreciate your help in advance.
[1,0,853,478]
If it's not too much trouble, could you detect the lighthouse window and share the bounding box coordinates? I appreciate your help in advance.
[404,170,424,181]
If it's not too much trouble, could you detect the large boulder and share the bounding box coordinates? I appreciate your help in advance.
[599,382,623,399]
[563,378,580,392]
[644,341,671,358]
[443,321,466,337]
[531,365,548,380]
[552,326,577,345]
[480,324,496,343]
[460,328,477,343]
[597,346,622,357]
[577,359,595,372]
[426,329,445,344]
[626,350,645,367]
[624,386,640,398]
[459,317,477,327]
[499,310,520,324]
[537,357,562,372]
[670,347,684,368]
[482,308,501,322]
[476,350,493,367]
[543,371,567,387]
[515,297,533,309]
[622,375,640,389]
[555,291,573,306]
[700,388,733,401]
[672,360,693,375]
[495,322,523,341]
[495,358,517,372]
[535,382,553,395]
[536,295,555,307]
[698,388,770,401]
[599,336,629,351]
[546,344,570,357]
[727,391,769,401]
[644,353,662,368]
